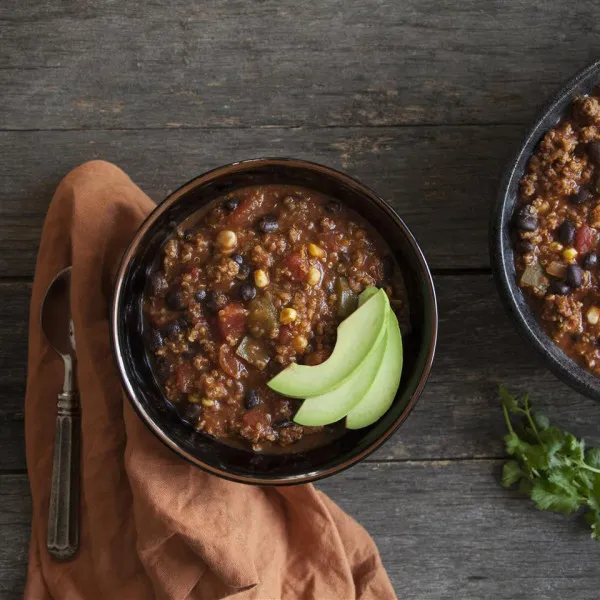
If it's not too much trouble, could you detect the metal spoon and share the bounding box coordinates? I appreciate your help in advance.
[41,266,79,560]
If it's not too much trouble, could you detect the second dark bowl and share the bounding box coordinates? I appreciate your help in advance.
[491,60,600,402]
[111,158,438,484]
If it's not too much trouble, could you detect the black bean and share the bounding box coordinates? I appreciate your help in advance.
[150,271,169,297]
[557,220,576,245]
[206,291,228,313]
[239,283,257,302]
[514,207,538,232]
[194,289,207,302]
[231,254,244,265]
[244,389,261,410]
[165,319,183,338]
[571,187,593,205]
[155,357,172,382]
[236,264,251,280]
[182,403,202,424]
[275,419,295,428]
[325,200,342,213]
[224,197,240,212]
[516,239,535,254]
[166,289,187,311]
[566,264,583,288]
[149,329,164,351]
[589,141,600,165]
[549,280,571,296]
[583,252,598,269]
[258,215,279,233]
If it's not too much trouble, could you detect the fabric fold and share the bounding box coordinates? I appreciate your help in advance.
[24,160,397,600]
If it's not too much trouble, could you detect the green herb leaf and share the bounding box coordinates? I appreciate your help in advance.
[501,460,524,488]
[499,385,520,413]
[585,448,600,469]
[584,510,600,540]
[532,411,550,431]
[531,480,580,515]
[498,386,600,541]
[504,432,527,456]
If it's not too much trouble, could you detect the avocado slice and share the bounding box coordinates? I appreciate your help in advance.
[267,289,389,398]
[293,328,388,426]
[358,285,379,306]
[345,307,403,429]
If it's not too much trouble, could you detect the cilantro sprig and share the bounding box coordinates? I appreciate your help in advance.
[500,385,600,540]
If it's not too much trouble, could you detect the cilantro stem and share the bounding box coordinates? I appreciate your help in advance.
[522,395,543,444]
[579,461,600,475]
[502,403,515,436]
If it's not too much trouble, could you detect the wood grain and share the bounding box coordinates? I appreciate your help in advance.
[3,462,600,600]
[0,125,521,276]
[0,475,31,599]
[3,274,600,471]
[1,0,599,130]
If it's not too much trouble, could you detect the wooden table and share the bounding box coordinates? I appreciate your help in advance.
[2,1,600,598]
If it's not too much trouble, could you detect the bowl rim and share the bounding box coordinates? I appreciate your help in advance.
[491,59,600,402]
[111,157,438,484]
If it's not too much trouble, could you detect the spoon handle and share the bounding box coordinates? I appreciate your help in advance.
[47,390,80,560]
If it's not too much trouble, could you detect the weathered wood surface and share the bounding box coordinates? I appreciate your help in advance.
[4,0,600,597]
[3,275,600,472]
[1,0,599,130]
[0,125,521,275]
[3,462,600,600]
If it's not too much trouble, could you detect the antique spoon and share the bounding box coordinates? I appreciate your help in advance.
[40,266,80,560]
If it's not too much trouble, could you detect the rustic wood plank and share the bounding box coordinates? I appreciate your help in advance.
[0,125,520,276]
[3,461,600,599]
[3,274,600,471]
[1,0,599,129]
[0,475,30,599]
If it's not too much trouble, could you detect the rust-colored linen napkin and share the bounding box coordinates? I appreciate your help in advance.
[24,161,396,600]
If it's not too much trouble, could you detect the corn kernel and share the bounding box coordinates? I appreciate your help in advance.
[293,335,308,352]
[280,308,298,324]
[254,269,270,288]
[188,394,201,404]
[307,266,321,286]
[562,247,578,261]
[216,230,237,250]
[308,243,326,258]
[202,398,215,407]
[549,242,564,252]
[588,307,600,325]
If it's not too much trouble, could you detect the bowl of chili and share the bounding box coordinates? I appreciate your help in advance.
[492,60,600,402]
[112,158,438,484]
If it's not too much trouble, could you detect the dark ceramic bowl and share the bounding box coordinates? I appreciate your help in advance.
[491,60,600,402]
[111,158,438,484]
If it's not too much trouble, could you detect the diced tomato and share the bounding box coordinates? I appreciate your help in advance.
[218,344,247,380]
[575,224,596,255]
[227,190,279,229]
[175,363,195,394]
[278,324,294,344]
[217,303,247,343]
[282,252,309,282]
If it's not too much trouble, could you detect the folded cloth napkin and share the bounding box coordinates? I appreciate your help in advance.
[24,161,397,600]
